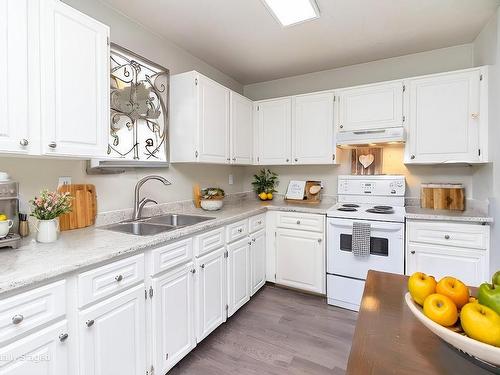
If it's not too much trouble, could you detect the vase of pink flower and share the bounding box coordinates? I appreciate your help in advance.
[30,190,72,243]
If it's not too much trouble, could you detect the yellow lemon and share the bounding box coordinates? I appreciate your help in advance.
[0,214,7,221]
[266,193,273,200]
[258,192,267,201]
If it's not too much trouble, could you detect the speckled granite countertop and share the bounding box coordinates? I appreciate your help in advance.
[405,206,493,224]
[0,199,334,296]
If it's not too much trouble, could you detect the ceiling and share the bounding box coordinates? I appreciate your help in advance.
[102,0,500,84]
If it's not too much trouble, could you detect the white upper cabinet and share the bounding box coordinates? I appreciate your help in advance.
[40,0,109,158]
[230,92,253,165]
[0,0,31,155]
[292,92,336,164]
[255,97,292,165]
[405,68,485,164]
[336,81,404,132]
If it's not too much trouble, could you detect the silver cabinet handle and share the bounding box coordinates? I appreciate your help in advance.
[339,125,344,129]
[200,264,205,269]
[257,221,262,225]
[232,157,236,161]
[252,238,256,242]
[471,113,479,120]
[410,155,415,160]
[294,158,298,162]
[59,333,69,342]
[296,220,301,224]
[286,158,290,162]
[317,238,322,243]
[115,275,123,282]
[248,241,252,245]
[444,234,450,240]
[48,142,57,149]
[190,268,196,274]
[86,320,95,327]
[226,158,230,161]
[237,228,243,233]
[12,314,24,324]
[410,251,416,254]
[19,139,29,146]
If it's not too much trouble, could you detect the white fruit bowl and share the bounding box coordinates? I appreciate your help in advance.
[405,293,500,367]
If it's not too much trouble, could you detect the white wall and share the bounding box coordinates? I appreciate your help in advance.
[472,10,500,273]
[0,0,246,213]
[244,44,474,100]
[243,44,480,199]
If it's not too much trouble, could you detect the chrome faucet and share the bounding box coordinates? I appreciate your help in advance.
[133,175,171,220]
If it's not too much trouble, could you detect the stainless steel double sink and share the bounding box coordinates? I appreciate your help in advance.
[102,213,215,236]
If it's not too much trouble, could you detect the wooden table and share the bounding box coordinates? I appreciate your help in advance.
[346,270,491,375]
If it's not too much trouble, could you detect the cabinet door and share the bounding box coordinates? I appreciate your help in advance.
[0,0,30,154]
[293,92,335,164]
[405,70,480,163]
[197,75,230,163]
[40,0,109,157]
[79,285,146,375]
[195,248,225,342]
[152,263,196,374]
[227,238,250,317]
[406,243,488,286]
[230,91,253,165]
[276,229,325,294]
[256,98,292,165]
[337,81,403,132]
[250,229,266,296]
[0,321,69,375]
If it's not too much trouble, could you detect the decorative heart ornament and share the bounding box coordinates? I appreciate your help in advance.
[359,154,375,169]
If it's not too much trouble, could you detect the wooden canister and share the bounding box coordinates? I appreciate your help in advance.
[420,183,465,211]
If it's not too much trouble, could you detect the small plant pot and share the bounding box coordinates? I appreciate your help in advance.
[200,199,224,211]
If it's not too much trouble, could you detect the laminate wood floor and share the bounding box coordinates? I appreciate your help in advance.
[170,285,358,375]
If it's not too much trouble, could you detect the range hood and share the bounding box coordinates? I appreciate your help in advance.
[86,159,169,174]
[336,127,406,147]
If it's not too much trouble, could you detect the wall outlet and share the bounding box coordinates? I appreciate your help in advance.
[228,174,234,185]
[58,176,72,188]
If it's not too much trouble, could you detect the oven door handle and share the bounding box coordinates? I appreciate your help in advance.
[328,220,402,232]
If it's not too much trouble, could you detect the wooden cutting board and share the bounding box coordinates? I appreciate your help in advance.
[57,184,97,231]
[421,183,465,211]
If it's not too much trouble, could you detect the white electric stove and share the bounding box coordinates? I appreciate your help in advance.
[326,175,406,311]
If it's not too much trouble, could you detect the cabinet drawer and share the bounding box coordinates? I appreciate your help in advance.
[0,281,66,344]
[151,238,193,276]
[226,219,249,243]
[78,254,145,308]
[194,227,225,257]
[276,212,325,233]
[407,221,489,250]
[249,214,265,233]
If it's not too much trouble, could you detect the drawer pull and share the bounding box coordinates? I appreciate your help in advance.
[190,269,196,274]
[252,238,256,242]
[410,251,416,254]
[59,333,69,342]
[86,320,95,327]
[12,314,24,325]
[237,228,243,233]
[115,274,123,282]
[200,264,205,269]
[296,220,301,225]
[444,235,450,240]
[257,221,262,225]
[317,238,322,243]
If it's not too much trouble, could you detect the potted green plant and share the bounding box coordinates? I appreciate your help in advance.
[251,169,278,201]
[200,187,225,211]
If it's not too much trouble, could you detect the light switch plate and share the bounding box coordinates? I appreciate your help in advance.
[228,174,234,185]
[58,176,72,188]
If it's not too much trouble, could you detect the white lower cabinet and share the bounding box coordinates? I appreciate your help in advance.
[227,238,251,317]
[250,229,266,296]
[195,248,226,342]
[0,321,69,375]
[78,284,146,375]
[275,228,325,294]
[406,220,490,286]
[406,243,488,286]
[151,263,196,374]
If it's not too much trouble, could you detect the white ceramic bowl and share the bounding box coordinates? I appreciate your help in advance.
[200,199,223,211]
[405,292,500,366]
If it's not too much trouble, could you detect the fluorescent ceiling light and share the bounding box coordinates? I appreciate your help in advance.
[262,0,320,27]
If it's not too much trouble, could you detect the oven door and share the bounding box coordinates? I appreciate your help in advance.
[327,217,404,279]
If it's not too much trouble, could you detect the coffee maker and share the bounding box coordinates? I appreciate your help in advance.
[0,180,21,248]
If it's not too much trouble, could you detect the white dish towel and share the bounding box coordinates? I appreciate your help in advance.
[352,222,371,257]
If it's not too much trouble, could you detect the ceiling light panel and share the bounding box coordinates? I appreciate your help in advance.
[262,0,320,27]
